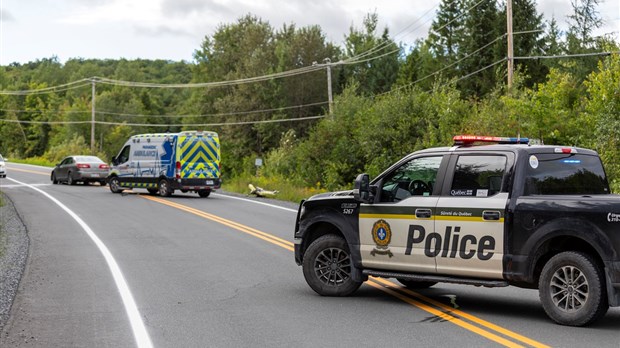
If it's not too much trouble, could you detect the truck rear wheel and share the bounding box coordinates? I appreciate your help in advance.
[158,179,172,197]
[198,189,211,198]
[539,251,608,326]
[302,234,362,297]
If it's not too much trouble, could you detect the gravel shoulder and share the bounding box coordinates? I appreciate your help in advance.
[0,192,29,333]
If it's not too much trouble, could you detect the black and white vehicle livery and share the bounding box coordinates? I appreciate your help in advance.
[294,135,620,326]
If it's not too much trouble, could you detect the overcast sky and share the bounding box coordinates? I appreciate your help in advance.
[0,0,618,66]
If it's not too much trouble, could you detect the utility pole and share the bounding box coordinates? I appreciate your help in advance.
[91,78,96,153]
[506,0,514,89]
[324,58,333,116]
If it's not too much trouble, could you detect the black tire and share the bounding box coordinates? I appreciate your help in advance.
[51,172,58,184]
[302,234,362,297]
[67,172,75,185]
[539,251,608,326]
[99,180,106,186]
[158,179,172,197]
[397,279,437,289]
[198,189,211,198]
[147,188,159,195]
[108,177,123,193]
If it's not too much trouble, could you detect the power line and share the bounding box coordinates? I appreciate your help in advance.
[0,80,91,95]
[514,51,618,60]
[0,100,329,119]
[0,115,326,127]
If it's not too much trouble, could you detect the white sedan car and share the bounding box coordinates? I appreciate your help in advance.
[0,154,6,178]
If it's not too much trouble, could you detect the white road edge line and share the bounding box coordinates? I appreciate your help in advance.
[213,193,297,213]
[7,178,153,348]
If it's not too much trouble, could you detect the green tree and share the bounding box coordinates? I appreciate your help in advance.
[341,12,400,96]
[458,0,501,97]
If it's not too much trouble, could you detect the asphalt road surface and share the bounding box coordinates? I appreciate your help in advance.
[1,162,619,347]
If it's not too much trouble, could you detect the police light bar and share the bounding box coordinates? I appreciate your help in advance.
[453,135,529,145]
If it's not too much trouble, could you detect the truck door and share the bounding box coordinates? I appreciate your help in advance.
[359,155,446,274]
[435,153,512,279]
[113,143,133,181]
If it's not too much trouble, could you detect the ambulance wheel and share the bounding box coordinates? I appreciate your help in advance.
[397,279,437,289]
[198,190,211,198]
[67,173,75,185]
[147,188,158,195]
[539,251,608,326]
[109,177,123,193]
[158,179,172,197]
[302,234,362,297]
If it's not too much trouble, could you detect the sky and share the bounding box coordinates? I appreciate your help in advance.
[0,0,618,66]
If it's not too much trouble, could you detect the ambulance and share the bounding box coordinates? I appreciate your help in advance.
[107,131,221,197]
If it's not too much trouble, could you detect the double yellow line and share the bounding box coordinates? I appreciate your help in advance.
[142,195,548,348]
[142,195,293,251]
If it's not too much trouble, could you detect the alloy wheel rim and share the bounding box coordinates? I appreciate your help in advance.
[549,265,589,313]
[313,247,352,287]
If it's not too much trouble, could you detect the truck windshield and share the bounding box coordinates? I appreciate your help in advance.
[524,153,609,195]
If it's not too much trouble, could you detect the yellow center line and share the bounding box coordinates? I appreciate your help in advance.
[7,167,50,175]
[141,195,294,250]
[142,195,548,348]
[371,277,550,348]
[366,280,525,348]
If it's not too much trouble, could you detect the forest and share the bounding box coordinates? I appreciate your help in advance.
[1,0,619,196]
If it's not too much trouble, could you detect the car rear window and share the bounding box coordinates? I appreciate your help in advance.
[524,153,609,195]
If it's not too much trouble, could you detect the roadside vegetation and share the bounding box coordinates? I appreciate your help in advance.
[1,1,619,199]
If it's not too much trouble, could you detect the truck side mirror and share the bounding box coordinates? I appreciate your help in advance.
[353,173,372,203]
[111,157,117,166]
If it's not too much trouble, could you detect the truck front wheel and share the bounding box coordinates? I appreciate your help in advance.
[109,177,123,193]
[539,251,608,326]
[302,234,362,297]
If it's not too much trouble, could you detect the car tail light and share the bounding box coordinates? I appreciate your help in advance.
[76,163,90,169]
[176,161,181,179]
[99,164,109,170]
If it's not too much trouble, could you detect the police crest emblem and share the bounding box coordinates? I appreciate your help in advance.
[371,219,393,257]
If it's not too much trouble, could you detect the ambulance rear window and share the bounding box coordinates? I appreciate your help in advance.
[524,153,609,195]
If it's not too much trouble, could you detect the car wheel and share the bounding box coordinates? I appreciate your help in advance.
[99,180,106,186]
[67,173,75,185]
[158,179,172,197]
[147,188,158,195]
[108,177,123,193]
[539,251,608,326]
[198,189,211,198]
[397,279,437,289]
[302,234,362,297]
[51,172,58,184]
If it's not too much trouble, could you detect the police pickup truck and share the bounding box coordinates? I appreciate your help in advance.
[294,135,620,326]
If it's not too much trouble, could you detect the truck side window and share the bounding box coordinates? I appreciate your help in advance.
[524,153,609,195]
[117,145,131,164]
[450,155,507,197]
[379,156,443,203]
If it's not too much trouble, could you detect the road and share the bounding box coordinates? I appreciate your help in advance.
[0,162,618,347]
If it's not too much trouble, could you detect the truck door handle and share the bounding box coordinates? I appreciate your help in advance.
[415,209,432,219]
[483,210,501,221]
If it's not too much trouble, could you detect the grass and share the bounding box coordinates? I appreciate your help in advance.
[8,157,54,167]
[222,174,328,204]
